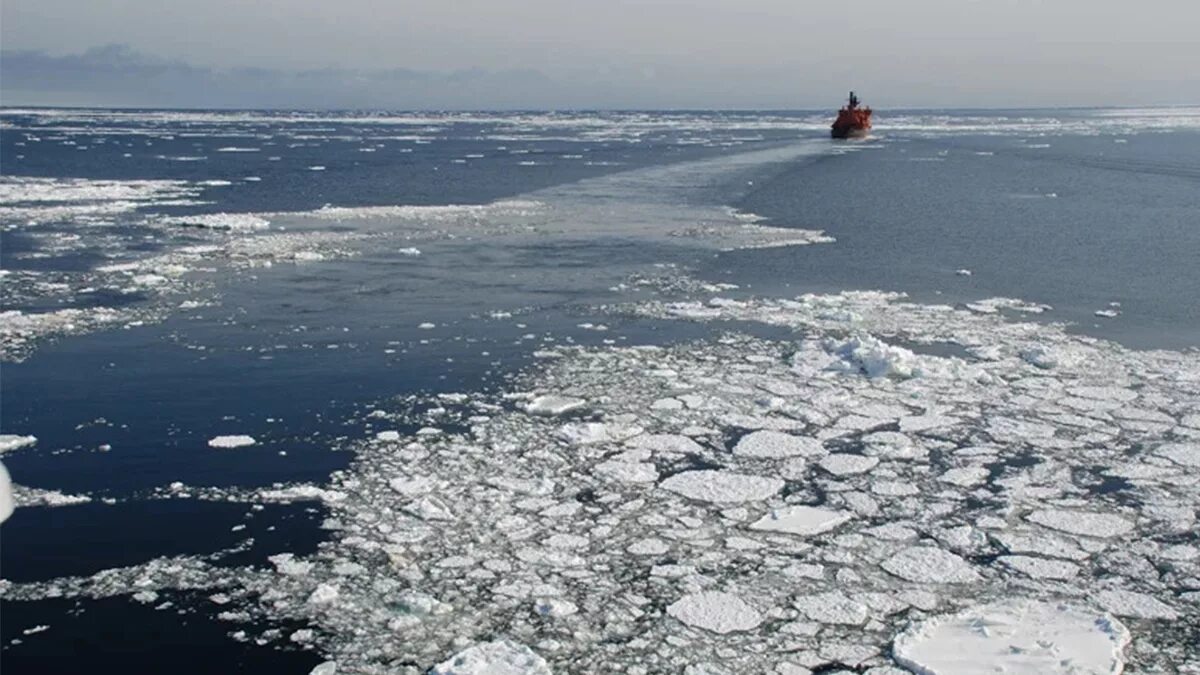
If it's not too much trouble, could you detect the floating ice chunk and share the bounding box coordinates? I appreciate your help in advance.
[893,599,1129,675]
[398,247,421,256]
[405,496,455,521]
[734,430,824,458]
[1095,589,1178,620]
[269,553,314,577]
[862,431,925,460]
[937,467,988,487]
[1155,442,1200,467]
[627,537,670,555]
[0,435,37,454]
[749,505,853,536]
[825,335,918,379]
[526,395,586,416]
[955,269,972,276]
[792,591,868,625]
[993,531,1088,561]
[534,597,578,618]
[1026,509,1133,538]
[310,663,337,675]
[418,322,436,329]
[1094,309,1120,318]
[819,454,879,476]
[595,460,658,483]
[308,583,340,605]
[375,430,401,441]
[163,213,270,231]
[967,297,1051,314]
[557,422,642,446]
[389,475,436,496]
[207,435,256,449]
[431,640,551,675]
[999,555,1079,580]
[0,462,13,523]
[626,433,704,456]
[660,470,782,503]
[667,591,762,634]
[1019,346,1057,369]
[881,547,980,583]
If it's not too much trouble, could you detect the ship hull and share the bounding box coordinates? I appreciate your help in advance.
[831,126,870,139]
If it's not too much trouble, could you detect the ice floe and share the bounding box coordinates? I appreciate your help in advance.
[207,435,257,449]
[431,640,551,675]
[667,591,762,634]
[750,505,853,536]
[4,282,1198,672]
[659,470,783,503]
[893,600,1129,674]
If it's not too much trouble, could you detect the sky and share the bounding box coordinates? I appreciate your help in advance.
[2,0,1198,109]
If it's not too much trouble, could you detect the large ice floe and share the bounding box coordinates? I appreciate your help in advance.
[5,283,1197,673]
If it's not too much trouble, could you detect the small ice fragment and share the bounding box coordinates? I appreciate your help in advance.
[418,323,436,329]
[525,395,586,416]
[955,269,972,276]
[667,591,762,634]
[0,462,13,523]
[398,247,421,256]
[1094,309,1120,318]
[207,435,257,449]
[376,430,401,441]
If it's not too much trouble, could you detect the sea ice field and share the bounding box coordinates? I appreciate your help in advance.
[1,107,1199,673]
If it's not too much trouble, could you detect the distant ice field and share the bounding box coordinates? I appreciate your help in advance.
[1,107,1197,674]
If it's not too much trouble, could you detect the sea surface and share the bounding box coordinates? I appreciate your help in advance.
[1,107,1198,673]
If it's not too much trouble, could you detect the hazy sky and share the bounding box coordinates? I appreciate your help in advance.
[3,0,1198,108]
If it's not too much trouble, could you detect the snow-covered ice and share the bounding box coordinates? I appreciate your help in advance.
[893,600,1129,674]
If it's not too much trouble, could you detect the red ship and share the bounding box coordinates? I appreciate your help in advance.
[831,91,872,139]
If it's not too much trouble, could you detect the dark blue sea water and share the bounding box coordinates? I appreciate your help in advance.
[1,107,1198,673]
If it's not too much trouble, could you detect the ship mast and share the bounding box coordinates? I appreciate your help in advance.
[848,91,859,109]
